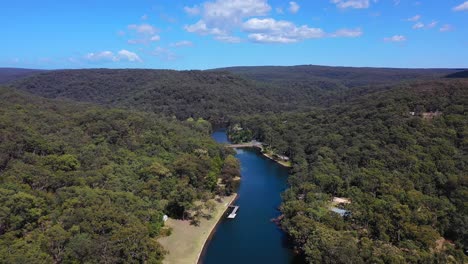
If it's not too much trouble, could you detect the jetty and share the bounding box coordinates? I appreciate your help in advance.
[227,205,239,219]
[227,141,263,149]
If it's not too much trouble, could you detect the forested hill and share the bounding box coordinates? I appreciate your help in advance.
[0,68,45,84]
[7,67,459,124]
[0,87,239,263]
[228,79,468,263]
[216,65,458,88]
[8,69,293,123]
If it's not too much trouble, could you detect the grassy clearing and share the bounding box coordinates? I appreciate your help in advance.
[158,194,237,264]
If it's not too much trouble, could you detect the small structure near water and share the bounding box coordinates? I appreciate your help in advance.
[330,197,351,217]
[227,205,239,219]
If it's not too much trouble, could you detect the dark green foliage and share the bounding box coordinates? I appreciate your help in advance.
[216,65,457,88]
[229,79,468,263]
[9,69,294,124]
[446,70,468,79]
[0,87,236,263]
[2,66,467,263]
[0,68,45,84]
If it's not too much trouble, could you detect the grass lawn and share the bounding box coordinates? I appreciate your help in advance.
[158,194,237,264]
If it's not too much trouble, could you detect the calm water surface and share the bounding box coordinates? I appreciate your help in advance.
[201,130,297,264]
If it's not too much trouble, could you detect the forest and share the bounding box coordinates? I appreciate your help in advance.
[0,87,238,263]
[1,66,467,263]
[228,79,468,263]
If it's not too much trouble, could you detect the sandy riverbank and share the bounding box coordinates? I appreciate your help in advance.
[158,194,237,264]
[260,151,292,168]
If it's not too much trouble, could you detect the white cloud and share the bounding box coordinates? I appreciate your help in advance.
[126,23,159,45]
[384,35,406,42]
[243,18,338,43]
[185,0,363,44]
[412,22,424,29]
[128,24,157,35]
[185,20,227,35]
[118,50,142,62]
[243,18,325,43]
[243,18,362,43]
[84,50,142,63]
[276,7,284,14]
[127,35,160,45]
[184,0,271,40]
[406,15,421,21]
[330,28,363,37]
[288,2,300,13]
[141,14,148,20]
[440,24,454,32]
[331,0,370,9]
[150,35,161,41]
[453,1,468,11]
[85,51,118,62]
[170,40,194,47]
[426,21,437,28]
[215,35,242,43]
[184,6,201,15]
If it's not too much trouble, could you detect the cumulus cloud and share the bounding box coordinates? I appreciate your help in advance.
[330,28,363,37]
[440,24,454,32]
[118,50,142,62]
[384,35,406,42]
[170,40,194,47]
[184,6,201,15]
[426,21,438,28]
[215,35,242,43]
[126,23,159,45]
[85,51,117,62]
[184,0,271,41]
[243,18,361,43]
[453,1,468,11]
[84,50,142,63]
[185,0,363,44]
[331,0,370,9]
[288,2,300,13]
[243,18,325,43]
[128,23,157,35]
[406,15,421,21]
[412,22,424,29]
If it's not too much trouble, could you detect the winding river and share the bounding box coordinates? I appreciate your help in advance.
[200,130,298,264]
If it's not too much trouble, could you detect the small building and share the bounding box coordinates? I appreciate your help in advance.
[332,197,351,204]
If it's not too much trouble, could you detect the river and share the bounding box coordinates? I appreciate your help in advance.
[200,130,298,264]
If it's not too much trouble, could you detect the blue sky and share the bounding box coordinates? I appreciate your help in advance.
[2,0,468,69]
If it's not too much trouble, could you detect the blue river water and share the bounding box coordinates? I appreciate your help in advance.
[201,130,298,264]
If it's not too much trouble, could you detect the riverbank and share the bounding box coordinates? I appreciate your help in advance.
[226,143,292,168]
[158,194,237,264]
[260,150,292,168]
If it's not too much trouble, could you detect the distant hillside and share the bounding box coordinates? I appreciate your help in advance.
[445,70,468,78]
[8,69,331,123]
[0,68,45,84]
[9,66,459,124]
[217,65,458,88]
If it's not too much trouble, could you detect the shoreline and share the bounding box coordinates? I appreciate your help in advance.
[158,193,238,264]
[230,145,292,168]
[196,193,239,264]
[260,150,292,168]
